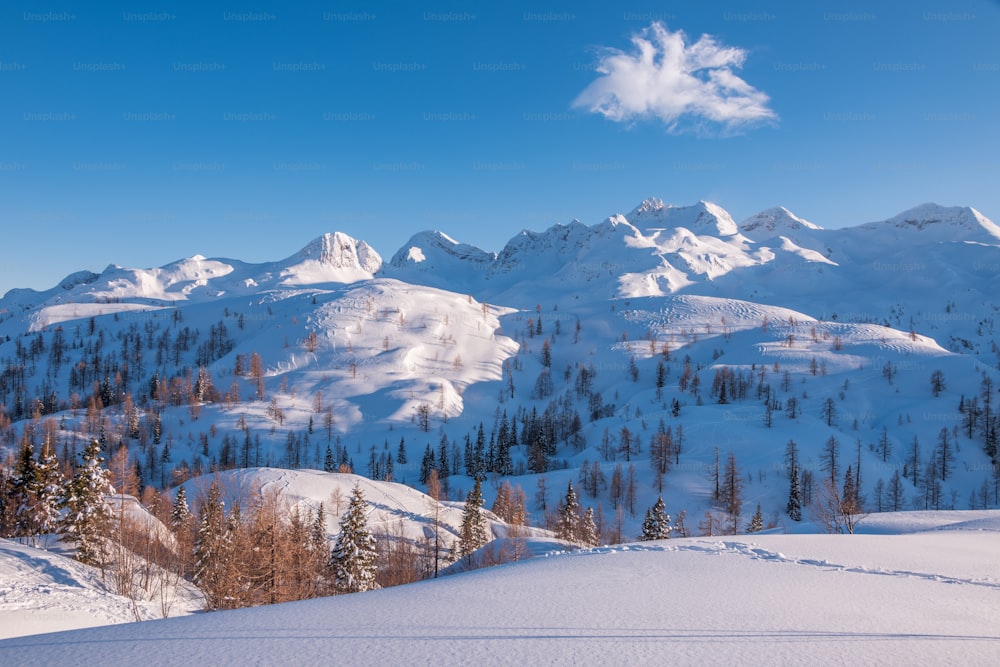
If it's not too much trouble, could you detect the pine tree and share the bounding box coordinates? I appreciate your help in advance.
[747,503,764,533]
[193,480,232,609]
[34,445,66,534]
[457,478,489,560]
[329,483,378,593]
[60,440,115,566]
[10,438,40,538]
[579,507,599,547]
[171,485,192,529]
[34,444,64,536]
[0,467,13,538]
[419,444,436,485]
[310,503,330,595]
[556,481,581,543]
[786,440,802,521]
[787,460,802,521]
[639,496,672,540]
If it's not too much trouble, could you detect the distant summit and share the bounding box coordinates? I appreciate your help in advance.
[280,232,382,285]
[625,199,739,237]
[862,203,1000,242]
[739,206,822,237]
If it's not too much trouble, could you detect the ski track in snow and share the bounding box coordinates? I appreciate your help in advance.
[567,535,1000,592]
[715,541,1000,591]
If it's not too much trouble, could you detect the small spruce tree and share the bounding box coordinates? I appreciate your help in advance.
[60,440,115,567]
[193,480,232,609]
[639,496,672,541]
[457,478,489,561]
[580,507,599,547]
[747,503,764,533]
[329,483,379,593]
[556,481,582,543]
[170,486,193,529]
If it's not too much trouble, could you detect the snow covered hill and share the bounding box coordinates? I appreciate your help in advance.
[2,511,998,665]
[1,196,999,597]
[0,537,203,640]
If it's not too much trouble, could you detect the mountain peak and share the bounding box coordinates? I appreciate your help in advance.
[388,230,494,267]
[280,232,382,285]
[625,199,738,236]
[868,203,1000,242]
[382,231,495,290]
[739,206,822,236]
[629,197,667,217]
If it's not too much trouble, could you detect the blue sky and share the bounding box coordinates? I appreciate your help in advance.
[1,0,998,295]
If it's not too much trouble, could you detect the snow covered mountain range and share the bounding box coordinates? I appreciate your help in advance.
[1,197,999,537]
[2,196,1000,650]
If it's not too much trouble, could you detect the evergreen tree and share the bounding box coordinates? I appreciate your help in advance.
[0,467,13,538]
[556,481,582,543]
[10,438,40,537]
[786,440,802,521]
[310,503,330,595]
[579,507,599,547]
[419,444,436,485]
[311,502,328,551]
[193,480,232,609]
[171,485,193,529]
[35,444,64,536]
[787,460,802,521]
[323,445,336,473]
[639,496,672,540]
[60,440,115,566]
[437,435,450,479]
[457,478,489,560]
[540,339,552,368]
[329,484,378,593]
[747,503,764,533]
[496,431,513,476]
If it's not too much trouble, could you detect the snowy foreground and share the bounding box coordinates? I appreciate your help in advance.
[2,512,999,666]
[0,539,203,641]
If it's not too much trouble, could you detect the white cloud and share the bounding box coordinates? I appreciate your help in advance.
[573,22,776,134]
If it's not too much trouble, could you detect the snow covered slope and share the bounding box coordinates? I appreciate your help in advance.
[0,196,999,586]
[0,538,202,640]
[2,512,997,665]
